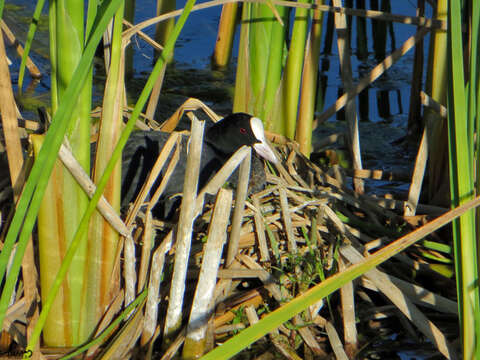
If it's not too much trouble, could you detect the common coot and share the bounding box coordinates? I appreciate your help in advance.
[121,113,277,218]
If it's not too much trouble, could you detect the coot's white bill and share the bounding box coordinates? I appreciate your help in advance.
[250,117,279,164]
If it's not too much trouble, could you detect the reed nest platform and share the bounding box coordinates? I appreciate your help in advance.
[0,105,458,359]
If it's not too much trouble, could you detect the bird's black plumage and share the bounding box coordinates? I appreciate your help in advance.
[121,113,277,218]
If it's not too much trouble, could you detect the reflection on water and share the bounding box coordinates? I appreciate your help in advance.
[6,0,428,129]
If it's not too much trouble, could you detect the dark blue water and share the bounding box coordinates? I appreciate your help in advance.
[6,0,431,126]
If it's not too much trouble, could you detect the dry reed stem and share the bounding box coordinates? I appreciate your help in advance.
[3,298,26,347]
[145,67,167,124]
[0,31,41,357]
[159,327,186,360]
[142,237,172,345]
[160,98,221,133]
[405,127,428,216]
[279,187,297,253]
[125,132,181,227]
[339,257,358,355]
[1,20,41,78]
[226,148,251,267]
[340,245,455,359]
[123,19,163,52]
[293,314,327,357]
[164,116,204,340]
[184,189,232,357]
[148,140,181,210]
[0,30,23,199]
[251,195,270,262]
[137,211,153,293]
[216,268,266,278]
[99,296,145,360]
[360,275,457,314]
[324,321,349,360]
[368,196,448,216]
[333,0,364,194]
[194,146,251,214]
[86,289,125,357]
[123,232,137,308]
[238,254,284,302]
[421,91,448,119]
[58,143,130,237]
[344,168,411,182]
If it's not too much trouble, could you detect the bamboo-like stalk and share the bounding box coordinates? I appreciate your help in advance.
[252,195,271,261]
[233,3,254,115]
[0,1,124,351]
[425,0,448,205]
[31,135,70,346]
[332,0,363,194]
[283,0,310,139]
[212,3,238,68]
[447,0,480,357]
[36,0,93,345]
[261,4,287,132]
[7,0,194,352]
[83,2,125,341]
[296,0,324,156]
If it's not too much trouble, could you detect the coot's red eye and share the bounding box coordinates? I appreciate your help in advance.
[240,127,247,134]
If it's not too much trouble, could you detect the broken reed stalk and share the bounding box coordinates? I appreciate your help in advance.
[163,116,204,343]
[226,147,252,267]
[56,142,130,237]
[334,0,363,193]
[404,127,428,216]
[340,245,455,358]
[142,237,171,346]
[183,188,233,359]
[125,132,181,226]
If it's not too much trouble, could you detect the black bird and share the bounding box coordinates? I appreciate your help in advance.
[121,113,278,218]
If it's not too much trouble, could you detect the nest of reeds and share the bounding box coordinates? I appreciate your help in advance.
[0,101,458,359]
[98,103,456,359]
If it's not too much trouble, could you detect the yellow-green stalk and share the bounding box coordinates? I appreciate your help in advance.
[32,135,72,346]
[233,3,253,114]
[261,4,287,134]
[155,0,176,62]
[447,0,480,357]
[425,0,448,205]
[212,3,238,68]
[37,0,92,345]
[296,0,324,156]
[82,2,125,340]
[283,0,311,138]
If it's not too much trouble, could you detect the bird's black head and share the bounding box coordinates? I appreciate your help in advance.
[205,113,278,163]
